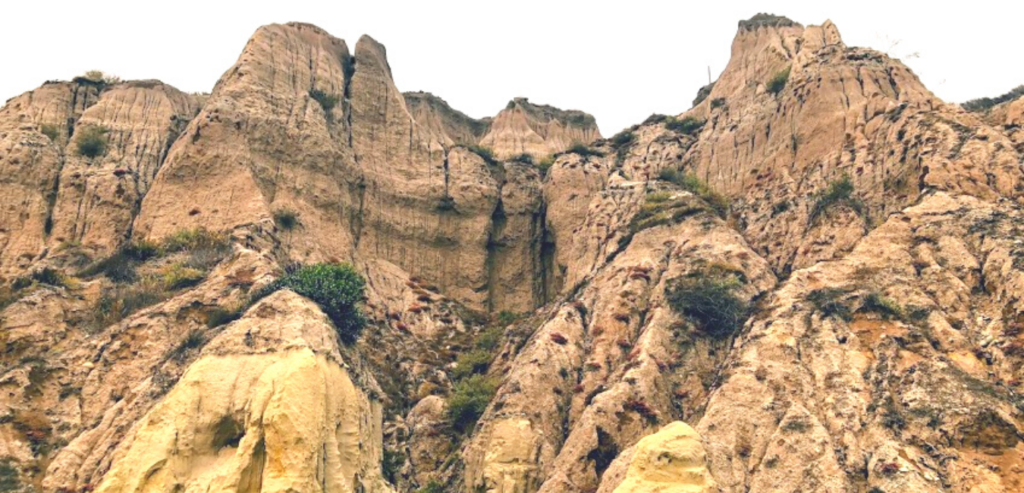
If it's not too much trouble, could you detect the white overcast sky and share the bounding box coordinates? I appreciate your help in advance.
[1,1,1021,135]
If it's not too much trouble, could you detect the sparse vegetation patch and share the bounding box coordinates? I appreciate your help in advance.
[666,263,749,339]
[767,67,791,96]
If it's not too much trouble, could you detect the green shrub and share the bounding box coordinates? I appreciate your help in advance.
[567,142,605,158]
[80,252,138,283]
[162,264,205,290]
[467,145,497,166]
[447,374,497,433]
[496,310,518,326]
[382,448,405,483]
[622,192,706,242]
[860,292,904,320]
[643,114,669,125]
[963,85,1024,112]
[86,280,168,332]
[309,89,339,113]
[666,268,748,339]
[437,195,457,212]
[711,98,727,109]
[40,124,60,141]
[611,131,635,148]
[124,241,160,261]
[767,67,791,95]
[31,268,66,287]
[806,288,852,321]
[808,175,865,224]
[75,126,108,158]
[252,263,367,343]
[665,116,705,135]
[739,13,797,30]
[692,82,715,107]
[510,153,534,165]
[206,305,243,328]
[475,326,503,351]
[537,156,555,176]
[452,349,493,381]
[273,209,299,230]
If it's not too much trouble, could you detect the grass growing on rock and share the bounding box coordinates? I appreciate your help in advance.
[658,169,729,218]
[808,175,866,225]
[665,116,705,135]
[447,374,497,433]
[75,125,109,158]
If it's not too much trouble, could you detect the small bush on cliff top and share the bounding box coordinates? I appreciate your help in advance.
[467,145,498,166]
[567,142,605,158]
[75,125,108,158]
[963,85,1024,112]
[665,116,705,135]
[447,374,497,433]
[252,263,367,344]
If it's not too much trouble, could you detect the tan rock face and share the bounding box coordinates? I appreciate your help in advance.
[49,81,199,258]
[609,421,715,493]
[0,82,100,279]
[3,14,1024,493]
[679,20,1024,273]
[403,91,490,147]
[479,98,601,160]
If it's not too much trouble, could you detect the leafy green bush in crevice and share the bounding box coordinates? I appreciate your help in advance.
[75,125,108,158]
[40,124,60,142]
[510,153,534,165]
[251,263,367,344]
[446,374,497,433]
[767,67,791,96]
[451,349,493,381]
[310,89,339,113]
[859,292,904,320]
[808,175,866,225]
[273,208,299,230]
[666,266,749,339]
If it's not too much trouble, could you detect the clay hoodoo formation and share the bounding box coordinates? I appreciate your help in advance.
[1,13,1023,493]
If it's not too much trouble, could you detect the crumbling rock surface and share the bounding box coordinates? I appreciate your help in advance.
[1,14,1023,493]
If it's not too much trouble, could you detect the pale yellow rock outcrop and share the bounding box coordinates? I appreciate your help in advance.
[612,422,715,493]
[93,290,393,493]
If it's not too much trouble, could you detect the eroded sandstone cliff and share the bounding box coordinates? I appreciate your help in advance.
[1,13,1023,493]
